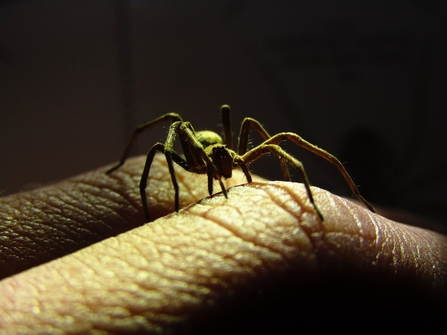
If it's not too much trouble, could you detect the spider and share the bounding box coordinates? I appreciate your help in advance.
[106,105,375,222]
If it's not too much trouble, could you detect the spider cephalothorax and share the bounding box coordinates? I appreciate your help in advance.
[107,105,374,222]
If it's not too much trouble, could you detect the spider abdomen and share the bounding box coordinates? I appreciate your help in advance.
[195,130,223,148]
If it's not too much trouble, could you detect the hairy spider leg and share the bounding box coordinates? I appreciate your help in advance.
[264,132,375,213]
[241,144,324,220]
[238,117,292,181]
[106,113,183,174]
[220,105,233,150]
[233,156,252,183]
[220,105,254,183]
[140,142,170,222]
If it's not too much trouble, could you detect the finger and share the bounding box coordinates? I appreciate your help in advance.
[0,154,254,279]
[1,182,445,333]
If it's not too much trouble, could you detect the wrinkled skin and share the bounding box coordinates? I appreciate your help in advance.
[0,154,446,333]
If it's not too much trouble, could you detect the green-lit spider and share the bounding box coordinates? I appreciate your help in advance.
[107,105,375,222]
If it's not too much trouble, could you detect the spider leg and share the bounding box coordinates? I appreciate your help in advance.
[140,121,192,222]
[221,105,252,184]
[264,132,375,213]
[106,113,183,174]
[207,170,214,195]
[233,156,252,183]
[140,142,165,222]
[241,144,323,220]
[238,117,291,181]
[206,167,228,198]
[140,144,193,223]
[162,121,189,215]
[220,105,233,150]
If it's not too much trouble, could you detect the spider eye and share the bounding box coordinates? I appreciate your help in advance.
[212,146,233,178]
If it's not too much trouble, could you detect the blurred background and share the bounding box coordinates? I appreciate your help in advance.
[0,0,446,232]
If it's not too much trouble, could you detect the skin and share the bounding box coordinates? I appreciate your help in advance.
[0,154,446,333]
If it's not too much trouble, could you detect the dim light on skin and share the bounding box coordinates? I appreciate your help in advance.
[0,155,446,333]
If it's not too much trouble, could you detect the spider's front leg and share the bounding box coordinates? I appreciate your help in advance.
[140,121,190,222]
[106,113,183,174]
[140,142,191,222]
[140,142,166,222]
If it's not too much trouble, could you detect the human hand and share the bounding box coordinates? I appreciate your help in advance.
[1,155,446,333]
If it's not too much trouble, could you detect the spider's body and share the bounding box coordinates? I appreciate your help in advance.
[107,105,374,222]
[179,128,234,179]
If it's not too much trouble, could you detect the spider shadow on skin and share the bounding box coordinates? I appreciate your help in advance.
[106,105,374,223]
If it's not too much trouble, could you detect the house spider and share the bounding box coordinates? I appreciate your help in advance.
[107,105,375,222]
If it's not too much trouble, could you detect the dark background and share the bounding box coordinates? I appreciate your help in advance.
[1,0,446,231]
